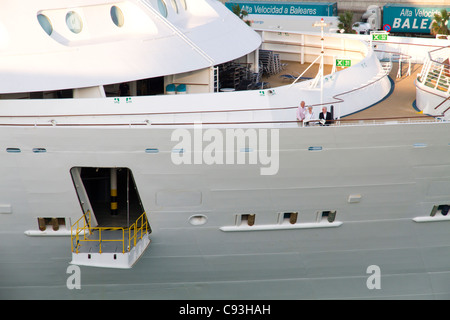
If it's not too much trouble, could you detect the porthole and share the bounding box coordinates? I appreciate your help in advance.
[180,0,187,10]
[37,14,53,36]
[66,11,83,34]
[188,215,207,226]
[157,0,168,17]
[170,0,178,13]
[110,6,124,27]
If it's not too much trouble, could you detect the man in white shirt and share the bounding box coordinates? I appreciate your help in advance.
[297,101,306,122]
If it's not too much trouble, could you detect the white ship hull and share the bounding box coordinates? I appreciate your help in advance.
[1,121,450,299]
[1,0,450,301]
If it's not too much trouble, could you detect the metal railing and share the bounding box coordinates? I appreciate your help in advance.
[71,210,149,254]
[418,46,450,94]
[128,212,149,251]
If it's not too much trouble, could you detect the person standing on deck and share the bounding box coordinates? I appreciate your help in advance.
[304,106,316,126]
[319,106,333,126]
[297,101,306,123]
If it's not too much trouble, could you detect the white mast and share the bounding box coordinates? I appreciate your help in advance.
[313,18,329,107]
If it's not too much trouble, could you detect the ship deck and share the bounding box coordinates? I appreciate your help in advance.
[263,60,432,122]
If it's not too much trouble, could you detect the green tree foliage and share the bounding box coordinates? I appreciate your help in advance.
[231,4,251,26]
[337,11,356,34]
[430,9,450,36]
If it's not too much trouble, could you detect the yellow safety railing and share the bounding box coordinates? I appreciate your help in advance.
[128,212,149,251]
[71,210,94,254]
[71,211,149,254]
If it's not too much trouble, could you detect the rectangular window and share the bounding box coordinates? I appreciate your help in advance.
[32,148,47,153]
[279,212,298,225]
[430,205,449,217]
[238,214,255,226]
[317,210,336,223]
[6,148,21,153]
[37,217,66,231]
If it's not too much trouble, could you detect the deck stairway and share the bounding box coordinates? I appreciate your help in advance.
[417,46,450,120]
[433,96,450,119]
[379,51,414,78]
[421,60,450,94]
[380,59,393,75]
[70,211,150,269]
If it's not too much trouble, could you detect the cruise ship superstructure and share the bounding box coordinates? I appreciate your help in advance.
[1,0,450,299]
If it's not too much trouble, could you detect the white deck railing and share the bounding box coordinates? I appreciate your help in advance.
[418,46,450,95]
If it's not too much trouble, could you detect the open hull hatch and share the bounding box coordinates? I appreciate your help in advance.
[70,167,151,268]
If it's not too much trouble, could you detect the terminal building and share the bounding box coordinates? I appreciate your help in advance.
[221,1,450,36]
[220,0,450,18]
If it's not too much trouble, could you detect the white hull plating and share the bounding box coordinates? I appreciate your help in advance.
[1,0,449,301]
[70,233,151,269]
[1,122,450,299]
